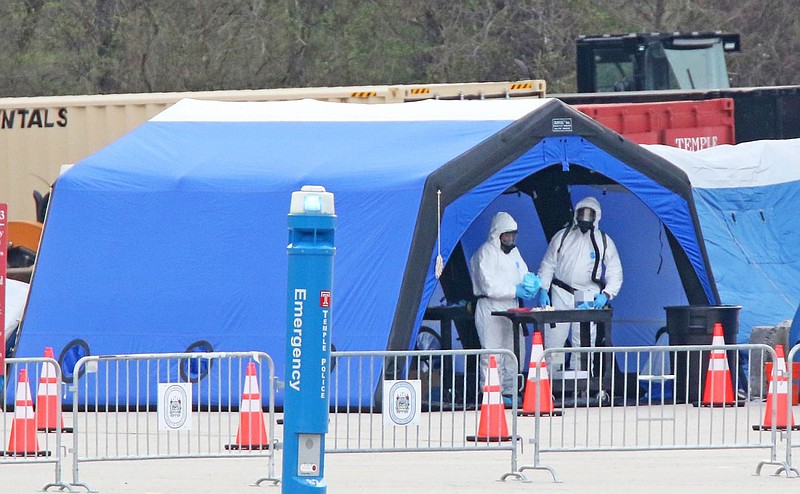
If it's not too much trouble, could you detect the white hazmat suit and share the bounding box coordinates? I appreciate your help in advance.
[470,212,529,397]
[538,197,623,371]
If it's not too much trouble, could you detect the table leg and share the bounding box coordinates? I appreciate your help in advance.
[579,321,591,373]
[441,317,453,401]
[513,321,524,396]
[513,322,521,371]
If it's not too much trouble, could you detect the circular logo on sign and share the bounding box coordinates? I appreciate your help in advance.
[163,385,189,429]
[388,381,417,426]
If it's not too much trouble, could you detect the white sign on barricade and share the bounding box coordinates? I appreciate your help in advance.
[382,380,421,427]
[157,382,192,431]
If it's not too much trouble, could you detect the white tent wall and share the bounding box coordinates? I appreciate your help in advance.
[645,139,800,344]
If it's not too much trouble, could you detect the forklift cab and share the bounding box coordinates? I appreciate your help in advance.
[576,32,740,93]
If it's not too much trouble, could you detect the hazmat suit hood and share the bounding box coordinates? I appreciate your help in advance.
[488,212,518,244]
[574,196,602,228]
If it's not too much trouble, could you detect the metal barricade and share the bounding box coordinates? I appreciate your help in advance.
[67,351,278,492]
[778,343,800,477]
[328,349,524,480]
[518,343,782,482]
[1,356,73,491]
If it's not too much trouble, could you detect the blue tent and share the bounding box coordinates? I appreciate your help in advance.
[16,98,718,405]
[646,139,800,345]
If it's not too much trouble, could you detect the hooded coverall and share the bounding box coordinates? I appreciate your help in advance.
[470,212,529,396]
[537,196,623,371]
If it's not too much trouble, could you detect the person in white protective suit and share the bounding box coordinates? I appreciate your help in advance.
[537,196,623,371]
[470,212,541,404]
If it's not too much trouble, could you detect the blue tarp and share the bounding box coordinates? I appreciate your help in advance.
[646,139,800,345]
[16,98,718,405]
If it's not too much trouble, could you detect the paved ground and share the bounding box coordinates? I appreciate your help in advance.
[3,395,800,493]
[3,444,800,493]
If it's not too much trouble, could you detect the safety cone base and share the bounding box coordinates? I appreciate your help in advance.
[693,399,746,408]
[37,426,74,433]
[466,433,513,443]
[752,424,800,431]
[224,443,273,451]
[518,409,563,417]
[0,449,51,457]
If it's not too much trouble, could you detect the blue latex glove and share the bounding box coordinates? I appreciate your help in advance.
[515,283,535,299]
[536,289,550,307]
[522,272,541,293]
[593,292,609,309]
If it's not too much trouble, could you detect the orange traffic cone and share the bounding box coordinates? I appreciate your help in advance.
[699,323,737,407]
[225,362,270,450]
[36,347,72,433]
[753,345,800,431]
[467,355,512,442]
[1,369,50,457]
[519,332,561,417]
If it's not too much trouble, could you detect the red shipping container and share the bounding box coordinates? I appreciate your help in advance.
[573,98,735,150]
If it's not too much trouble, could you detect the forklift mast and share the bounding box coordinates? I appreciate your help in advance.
[576,32,740,93]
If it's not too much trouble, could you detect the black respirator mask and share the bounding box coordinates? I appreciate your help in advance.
[499,231,517,254]
[576,207,596,234]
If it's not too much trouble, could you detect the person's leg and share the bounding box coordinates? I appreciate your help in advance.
[482,317,510,393]
[545,286,573,369]
[570,321,597,372]
[473,299,492,389]
[497,319,519,396]
[544,322,569,369]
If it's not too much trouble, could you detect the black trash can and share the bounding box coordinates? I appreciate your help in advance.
[665,305,741,403]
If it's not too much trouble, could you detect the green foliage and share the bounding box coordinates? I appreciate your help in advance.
[0,0,797,96]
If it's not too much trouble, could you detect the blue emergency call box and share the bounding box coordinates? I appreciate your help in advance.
[282,185,335,494]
